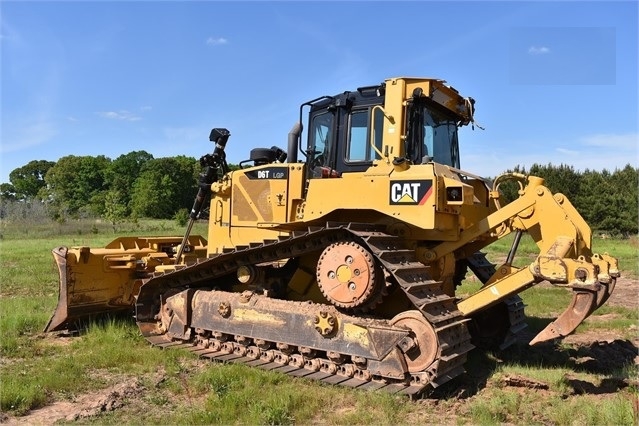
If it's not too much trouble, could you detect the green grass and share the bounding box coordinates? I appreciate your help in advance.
[0,218,637,424]
[493,364,575,391]
[545,394,636,425]
[0,296,57,358]
[0,219,207,415]
[465,389,637,425]
[461,345,638,424]
[579,304,639,336]
[0,318,199,415]
[0,216,208,241]
[161,365,410,425]
[459,232,638,340]
[184,364,310,424]
[466,389,527,424]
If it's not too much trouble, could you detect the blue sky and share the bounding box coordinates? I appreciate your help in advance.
[1,1,637,183]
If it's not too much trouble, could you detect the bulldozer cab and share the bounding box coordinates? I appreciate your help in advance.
[301,78,466,180]
[303,88,385,178]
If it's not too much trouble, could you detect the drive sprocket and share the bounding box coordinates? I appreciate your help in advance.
[316,241,382,309]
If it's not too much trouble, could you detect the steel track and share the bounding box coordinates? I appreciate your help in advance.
[465,252,527,349]
[135,223,474,397]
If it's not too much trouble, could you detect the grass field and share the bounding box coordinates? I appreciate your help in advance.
[1,218,637,424]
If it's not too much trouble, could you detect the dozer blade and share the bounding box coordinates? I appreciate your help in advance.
[45,247,72,332]
[44,246,138,332]
[44,236,207,332]
[529,284,600,345]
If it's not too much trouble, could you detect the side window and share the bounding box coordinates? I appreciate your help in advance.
[310,111,333,167]
[347,111,368,161]
[423,119,434,162]
[372,108,384,159]
[346,109,382,163]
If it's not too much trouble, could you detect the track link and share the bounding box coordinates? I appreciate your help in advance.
[351,229,473,387]
[136,223,473,397]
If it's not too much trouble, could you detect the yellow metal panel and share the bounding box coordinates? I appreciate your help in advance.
[342,323,370,346]
[230,164,294,227]
[382,78,407,159]
[300,163,468,240]
[229,226,285,248]
[286,164,306,221]
[457,267,537,316]
[233,308,286,326]
[207,186,232,255]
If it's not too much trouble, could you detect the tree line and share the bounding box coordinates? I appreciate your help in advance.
[0,152,201,225]
[497,163,638,236]
[1,154,637,235]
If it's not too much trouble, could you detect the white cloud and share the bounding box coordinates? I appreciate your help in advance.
[0,119,57,154]
[96,110,142,122]
[463,133,638,177]
[162,126,202,142]
[206,37,228,46]
[580,133,638,150]
[555,147,579,155]
[0,19,24,47]
[528,46,550,55]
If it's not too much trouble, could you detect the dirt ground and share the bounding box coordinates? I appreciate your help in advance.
[2,277,637,425]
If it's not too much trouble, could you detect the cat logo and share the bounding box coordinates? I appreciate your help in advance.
[389,180,433,205]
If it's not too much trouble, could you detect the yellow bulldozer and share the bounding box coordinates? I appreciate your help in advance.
[45,77,619,396]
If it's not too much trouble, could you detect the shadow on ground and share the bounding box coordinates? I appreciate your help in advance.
[431,315,638,399]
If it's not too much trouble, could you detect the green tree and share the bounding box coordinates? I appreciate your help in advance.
[494,163,638,235]
[528,163,581,200]
[0,183,17,202]
[493,164,528,204]
[130,156,198,219]
[44,155,111,216]
[105,151,154,215]
[103,189,128,232]
[8,160,55,200]
[173,208,189,227]
[588,164,639,235]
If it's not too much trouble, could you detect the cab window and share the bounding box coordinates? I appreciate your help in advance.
[309,111,334,168]
[422,108,460,168]
[346,109,383,163]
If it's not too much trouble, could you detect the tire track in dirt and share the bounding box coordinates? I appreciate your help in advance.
[1,379,143,425]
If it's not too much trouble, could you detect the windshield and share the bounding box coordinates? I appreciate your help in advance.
[423,108,459,168]
[406,103,460,168]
